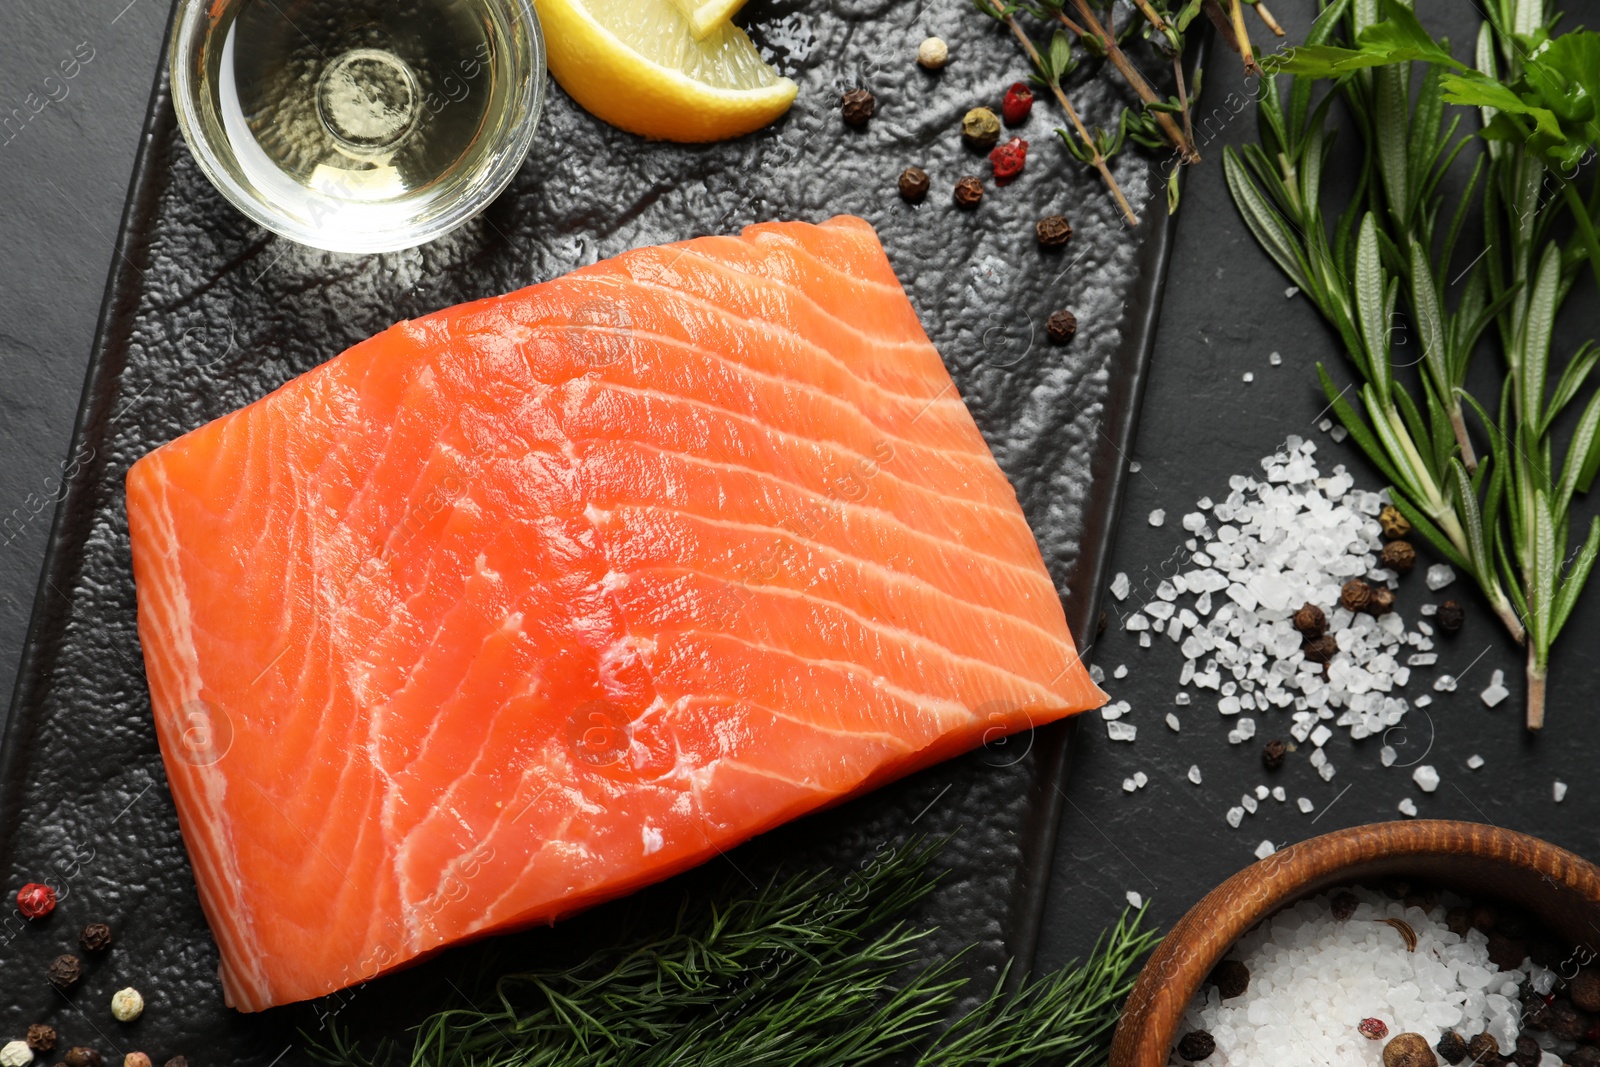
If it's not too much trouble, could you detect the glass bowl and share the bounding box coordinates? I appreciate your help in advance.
[169,0,544,254]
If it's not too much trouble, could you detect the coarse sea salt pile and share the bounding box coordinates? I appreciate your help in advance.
[1169,887,1555,1067]
[1094,436,1453,820]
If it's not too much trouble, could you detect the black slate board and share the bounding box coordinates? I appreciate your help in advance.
[0,1,1191,1061]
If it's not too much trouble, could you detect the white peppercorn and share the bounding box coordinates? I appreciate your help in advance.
[110,987,144,1023]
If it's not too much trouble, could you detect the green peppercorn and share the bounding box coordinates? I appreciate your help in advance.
[961,107,1001,149]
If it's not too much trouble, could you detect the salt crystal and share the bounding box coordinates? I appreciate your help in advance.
[1318,761,1336,781]
[1253,840,1275,859]
[1140,632,1151,647]
[1271,786,1286,801]
[1297,797,1314,813]
[1330,425,1349,442]
[1149,509,1166,527]
[1126,890,1143,909]
[1226,806,1245,828]
[1269,351,1282,366]
[1434,674,1458,692]
[1408,653,1438,666]
[1398,797,1419,816]
[1089,664,1105,684]
[1243,372,1255,383]
[1380,745,1398,767]
[1413,765,1440,792]
[1188,765,1203,785]
[1125,614,1150,631]
[1421,602,1437,615]
[1415,694,1432,708]
[1241,794,1258,814]
[1100,705,1123,720]
[1254,785,1269,800]
[1319,418,1333,432]
[1197,496,1213,509]
[1481,683,1509,707]
[1286,285,1299,298]
[1107,721,1137,742]
[1467,754,1485,769]
[1554,781,1569,802]
[1310,724,1332,747]
[1113,663,1129,679]
[1489,668,1504,687]
[1174,693,1191,706]
[1122,777,1138,793]
[1166,712,1181,731]
[1237,717,1257,740]
[1134,771,1148,788]
[1425,563,1457,590]
[1218,695,1242,715]
[1110,572,1130,600]
[1129,461,1142,473]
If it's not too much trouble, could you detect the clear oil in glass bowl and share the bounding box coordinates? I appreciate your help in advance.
[171,0,544,253]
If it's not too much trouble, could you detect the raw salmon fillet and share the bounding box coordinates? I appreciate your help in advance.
[126,215,1104,1012]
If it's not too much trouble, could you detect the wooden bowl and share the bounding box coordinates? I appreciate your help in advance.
[1110,820,1600,1067]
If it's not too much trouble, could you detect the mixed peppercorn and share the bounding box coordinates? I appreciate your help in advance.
[4,882,187,1066]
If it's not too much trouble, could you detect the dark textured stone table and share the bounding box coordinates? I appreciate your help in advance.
[2,0,1596,1025]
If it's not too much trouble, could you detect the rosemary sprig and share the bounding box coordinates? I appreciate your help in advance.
[1225,0,1600,729]
[304,839,1159,1067]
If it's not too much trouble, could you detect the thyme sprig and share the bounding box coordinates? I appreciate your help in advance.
[1225,0,1600,728]
[305,839,1159,1067]
[974,0,1225,221]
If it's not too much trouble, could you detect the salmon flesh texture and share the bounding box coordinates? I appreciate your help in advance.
[125,215,1105,1012]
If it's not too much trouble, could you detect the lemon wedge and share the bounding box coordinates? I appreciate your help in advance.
[534,0,797,143]
[668,0,748,39]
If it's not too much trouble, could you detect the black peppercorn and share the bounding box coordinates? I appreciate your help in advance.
[1262,738,1288,771]
[80,922,113,953]
[1381,540,1416,574]
[26,1025,57,1053]
[64,1050,103,1067]
[1036,214,1072,247]
[47,953,84,990]
[1435,1031,1467,1065]
[1340,578,1372,612]
[897,166,930,202]
[1046,309,1078,344]
[1380,504,1412,538]
[841,88,876,127]
[1293,602,1327,638]
[1331,891,1359,920]
[1446,907,1471,936]
[953,176,984,208]
[1466,1033,1499,1065]
[1438,599,1465,634]
[164,1059,190,1067]
[1210,958,1249,999]
[1549,998,1595,1041]
[1385,1032,1438,1067]
[1303,634,1338,665]
[1512,1035,1540,1067]
[1177,1030,1216,1061]
[1567,1046,1600,1067]
[1470,903,1497,932]
[1487,932,1527,970]
[1368,586,1396,616]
